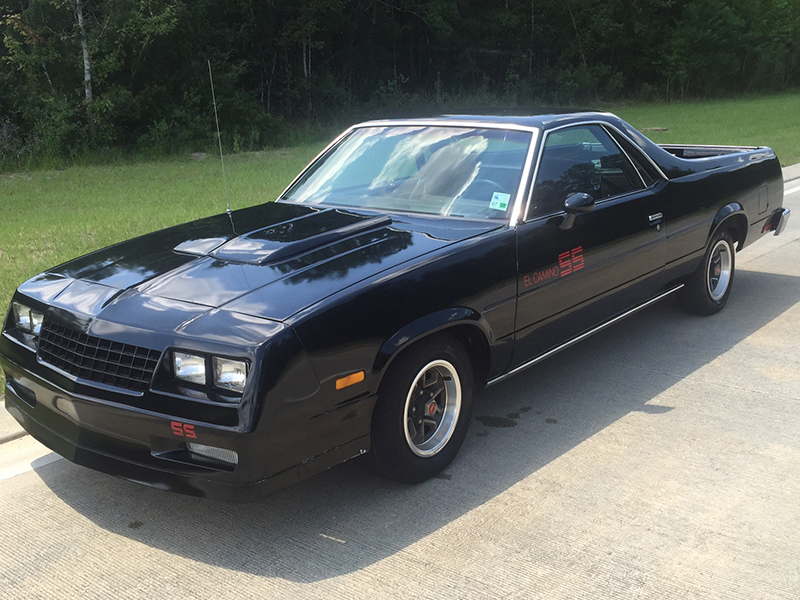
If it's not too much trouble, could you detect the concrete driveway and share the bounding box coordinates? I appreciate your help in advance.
[0,172,799,599]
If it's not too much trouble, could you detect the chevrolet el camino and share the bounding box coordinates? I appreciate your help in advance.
[1,113,790,501]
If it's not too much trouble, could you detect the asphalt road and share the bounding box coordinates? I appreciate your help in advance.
[1,180,799,600]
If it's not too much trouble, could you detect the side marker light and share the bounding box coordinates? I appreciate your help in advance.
[335,370,365,390]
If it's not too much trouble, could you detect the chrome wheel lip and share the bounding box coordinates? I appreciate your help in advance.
[707,239,733,301]
[403,359,462,458]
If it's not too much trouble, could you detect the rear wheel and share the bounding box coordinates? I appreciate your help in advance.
[680,228,736,315]
[371,335,474,483]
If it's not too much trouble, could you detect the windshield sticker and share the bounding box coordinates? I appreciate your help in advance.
[489,192,511,211]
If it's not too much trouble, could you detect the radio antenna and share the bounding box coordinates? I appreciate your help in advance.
[208,60,231,215]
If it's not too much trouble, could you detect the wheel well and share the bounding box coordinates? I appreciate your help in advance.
[717,213,748,250]
[379,324,491,391]
[447,324,491,386]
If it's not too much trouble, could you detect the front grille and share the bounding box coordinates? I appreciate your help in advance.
[38,321,161,393]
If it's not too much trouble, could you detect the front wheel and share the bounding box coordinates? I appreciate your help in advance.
[680,228,736,315]
[370,335,474,483]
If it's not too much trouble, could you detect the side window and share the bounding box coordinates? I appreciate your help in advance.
[529,125,644,218]
[607,129,661,188]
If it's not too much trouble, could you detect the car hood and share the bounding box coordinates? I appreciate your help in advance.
[25,202,502,323]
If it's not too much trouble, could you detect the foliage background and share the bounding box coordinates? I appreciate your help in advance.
[2,0,800,165]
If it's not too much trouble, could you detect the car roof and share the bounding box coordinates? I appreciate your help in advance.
[356,111,617,132]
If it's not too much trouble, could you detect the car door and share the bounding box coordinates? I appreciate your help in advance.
[511,124,666,368]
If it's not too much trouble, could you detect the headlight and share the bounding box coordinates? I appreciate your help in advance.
[213,357,248,394]
[173,352,207,385]
[171,350,249,397]
[12,302,44,336]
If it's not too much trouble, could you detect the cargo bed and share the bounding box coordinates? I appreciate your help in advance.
[659,144,761,159]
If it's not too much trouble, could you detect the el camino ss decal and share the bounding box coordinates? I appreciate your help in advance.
[524,246,585,287]
[524,266,558,287]
[559,246,584,277]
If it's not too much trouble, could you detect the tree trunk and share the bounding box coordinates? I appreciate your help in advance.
[566,2,587,68]
[73,0,95,140]
[529,0,534,75]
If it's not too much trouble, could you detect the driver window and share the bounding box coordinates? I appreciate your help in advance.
[529,125,643,218]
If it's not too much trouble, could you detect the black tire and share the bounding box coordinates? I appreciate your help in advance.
[370,335,474,484]
[680,228,736,316]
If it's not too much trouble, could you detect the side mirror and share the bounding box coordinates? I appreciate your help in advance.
[560,193,595,230]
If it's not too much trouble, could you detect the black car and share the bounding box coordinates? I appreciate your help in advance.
[1,113,790,501]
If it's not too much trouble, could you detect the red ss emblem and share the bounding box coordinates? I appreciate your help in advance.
[171,421,197,439]
[559,246,585,277]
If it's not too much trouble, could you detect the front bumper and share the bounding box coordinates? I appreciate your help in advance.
[2,354,370,502]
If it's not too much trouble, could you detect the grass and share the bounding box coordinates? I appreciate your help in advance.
[613,92,800,166]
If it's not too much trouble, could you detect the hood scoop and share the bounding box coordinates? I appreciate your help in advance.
[174,237,229,257]
[209,209,393,265]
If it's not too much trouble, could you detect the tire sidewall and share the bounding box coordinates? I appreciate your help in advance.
[681,228,736,315]
[371,335,474,483]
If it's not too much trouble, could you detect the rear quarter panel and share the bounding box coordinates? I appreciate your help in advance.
[662,150,783,272]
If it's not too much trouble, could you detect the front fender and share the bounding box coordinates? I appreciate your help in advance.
[373,307,490,376]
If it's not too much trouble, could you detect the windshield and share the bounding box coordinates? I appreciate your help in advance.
[282,125,533,220]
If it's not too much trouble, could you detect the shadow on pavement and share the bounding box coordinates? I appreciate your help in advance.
[33,268,800,583]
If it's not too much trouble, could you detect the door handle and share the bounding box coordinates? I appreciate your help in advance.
[649,213,663,231]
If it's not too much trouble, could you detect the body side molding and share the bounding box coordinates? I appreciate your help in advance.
[487,284,685,387]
